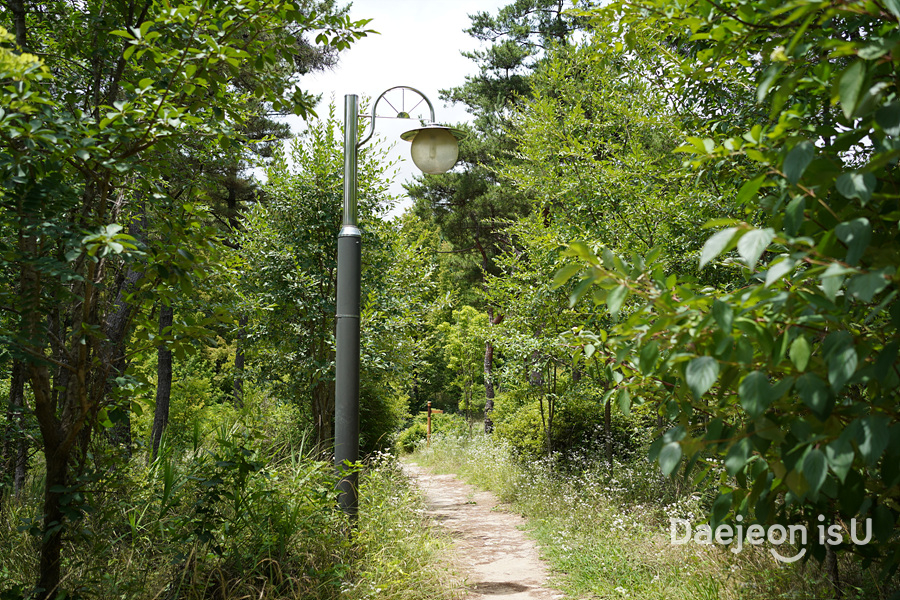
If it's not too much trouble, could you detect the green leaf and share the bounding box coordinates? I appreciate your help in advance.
[803,448,827,496]
[659,441,682,476]
[569,276,594,307]
[876,102,900,136]
[883,0,900,18]
[847,268,892,302]
[765,256,797,287]
[700,227,739,269]
[825,438,854,483]
[601,247,617,270]
[826,338,857,393]
[686,356,719,400]
[796,373,832,420]
[789,336,811,371]
[757,65,783,103]
[838,61,866,120]
[783,141,814,184]
[725,438,751,476]
[739,371,771,418]
[712,300,733,332]
[736,174,766,205]
[820,263,850,301]
[857,415,890,467]
[712,493,732,525]
[784,196,805,236]
[639,340,659,376]
[565,241,594,261]
[873,504,895,544]
[606,284,628,317]
[552,263,582,289]
[737,228,774,270]
[617,387,631,417]
[835,172,876,205]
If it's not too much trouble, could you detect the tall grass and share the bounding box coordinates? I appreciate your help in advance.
[414,434,891,600]
[346,451,462,600]
[0,415,459,600]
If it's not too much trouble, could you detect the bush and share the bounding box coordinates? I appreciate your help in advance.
[396,412,468,453]
[492,384,643,462]
[359,380,408,455]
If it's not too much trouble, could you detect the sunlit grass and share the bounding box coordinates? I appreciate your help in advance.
[0,422,459,600]
[347,451,463,600]
[413,433,889,600]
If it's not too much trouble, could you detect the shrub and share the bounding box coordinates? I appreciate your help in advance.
[491,384,642,462]
[359,380,408,455]
[396,412,468,453]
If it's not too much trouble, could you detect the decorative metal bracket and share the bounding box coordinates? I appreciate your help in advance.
[358,85,436,148]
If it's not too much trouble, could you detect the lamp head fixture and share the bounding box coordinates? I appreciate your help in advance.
[400,124,466,174]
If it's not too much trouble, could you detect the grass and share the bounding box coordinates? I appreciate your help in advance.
[413,433,895,600]
[0,420,460,600]
[347,451,463,600]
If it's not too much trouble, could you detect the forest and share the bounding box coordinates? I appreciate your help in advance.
[2,0,900,598]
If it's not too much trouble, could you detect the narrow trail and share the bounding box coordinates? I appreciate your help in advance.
[401,462,565,600]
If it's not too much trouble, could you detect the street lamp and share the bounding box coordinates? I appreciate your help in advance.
[334,86,463,517]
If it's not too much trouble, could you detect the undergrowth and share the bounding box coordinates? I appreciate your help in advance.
[347,451,462,600]
[413,433,893,600]
[0,410,458,600]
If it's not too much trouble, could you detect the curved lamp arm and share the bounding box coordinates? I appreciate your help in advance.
[357,85,436,148]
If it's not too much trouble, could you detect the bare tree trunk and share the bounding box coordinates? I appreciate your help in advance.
[14,415,27,498]
[38,444,67,599]
[483,340,495,434]
[9,0,26,49]
[483,308,503,434]
[312,379,333,455]
[529,351,543,387]
[547,365,557,456]
[104,267,142,451]
[21,215,92,599]
[604,394,612,464]
[29,362,85,600]
[2,361,26,508]
[151,305,173,461]
[103,210,146,451]
[233,314,247,408]
[824,540,842,598]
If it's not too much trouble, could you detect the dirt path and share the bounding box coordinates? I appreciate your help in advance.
[401,462,565,600]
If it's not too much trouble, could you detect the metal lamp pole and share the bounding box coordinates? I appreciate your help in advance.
[335,94,362,517]
[334,88,463,518]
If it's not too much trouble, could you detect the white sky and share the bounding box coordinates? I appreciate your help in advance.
[291,0,510,216]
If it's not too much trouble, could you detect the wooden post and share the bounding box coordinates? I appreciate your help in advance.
[427,401,432,446]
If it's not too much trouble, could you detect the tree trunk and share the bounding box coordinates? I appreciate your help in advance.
[233,314,247,408]
[103,212,147,452]
[104,267,142,451]
[483,308,503,434]
[151,305,173,461]
[29,361,83,600]
[529,351,543,386]
[14,413,27,498]
[483,340,495,434]
[312,379,333,455]
[604,394,612,464]
[37,447,67,599]
[2,360,26,508]
[824,541,842,598]
[9,0,26,49]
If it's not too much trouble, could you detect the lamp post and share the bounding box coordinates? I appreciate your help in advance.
[335,87,463,517]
